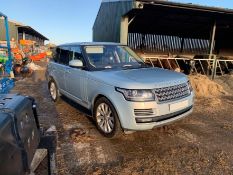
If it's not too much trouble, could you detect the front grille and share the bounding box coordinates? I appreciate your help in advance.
[154,83,190,103]
[134,109,155,116]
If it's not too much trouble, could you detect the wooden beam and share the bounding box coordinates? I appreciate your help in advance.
[209,21,216,59]
[23,32,26,40]
[211,55,217,80]
[128,16,136,26]
[30,149,48,173]
[120,16,129,45]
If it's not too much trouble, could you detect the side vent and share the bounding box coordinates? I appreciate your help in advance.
[134,109,155,116]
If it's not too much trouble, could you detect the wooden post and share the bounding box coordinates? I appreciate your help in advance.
[120,16,129,45]
[209,22,216,59]
[208,21,216,76]
[30,149,48,173]
[23,32,26,40]
[211,55,217,80]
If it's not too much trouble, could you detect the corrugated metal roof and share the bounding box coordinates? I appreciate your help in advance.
[8,20,48,40]
[101,0,233,14]
[0,13,48,42]
[18,26,48,40]
[93,0,233,55]
[93,0,233,41]
[139,0,233,14]
[102,0,132,3]
[0,19,48,41]
[8,20,25,26]
[126,2,233,38]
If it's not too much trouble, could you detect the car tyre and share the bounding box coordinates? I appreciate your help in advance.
[48,80,60,103]
[94,97,123,138]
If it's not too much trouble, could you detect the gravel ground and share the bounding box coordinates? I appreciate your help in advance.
[11,74,233,175]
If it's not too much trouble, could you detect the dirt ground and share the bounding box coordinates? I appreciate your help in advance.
[11,73,233,175]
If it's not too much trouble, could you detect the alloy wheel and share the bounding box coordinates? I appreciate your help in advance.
[50,82,57,100]
[96,102,115,133]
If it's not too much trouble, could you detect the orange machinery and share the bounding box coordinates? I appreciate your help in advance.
[19,40,47,61]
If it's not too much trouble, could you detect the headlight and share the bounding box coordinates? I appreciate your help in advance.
[115,87,155,102]
[187,80,193,92]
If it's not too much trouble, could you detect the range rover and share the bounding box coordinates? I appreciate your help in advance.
[47,42,194,137]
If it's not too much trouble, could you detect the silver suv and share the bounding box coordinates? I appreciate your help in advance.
[47,42,194,137]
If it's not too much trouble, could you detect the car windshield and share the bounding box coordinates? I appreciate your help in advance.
[84,45,147,70]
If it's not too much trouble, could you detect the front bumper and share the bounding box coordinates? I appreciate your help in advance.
[112,91,194,131]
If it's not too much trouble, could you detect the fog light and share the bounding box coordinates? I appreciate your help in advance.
[136,118,153,123]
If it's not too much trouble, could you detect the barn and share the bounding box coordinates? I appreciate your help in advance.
[0,18,48,46]
[93,0,233,76]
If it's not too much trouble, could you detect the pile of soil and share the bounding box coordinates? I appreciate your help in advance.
[189,74,226,98]
[215,75,233,94]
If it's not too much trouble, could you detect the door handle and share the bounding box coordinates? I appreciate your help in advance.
[65,67,71,73]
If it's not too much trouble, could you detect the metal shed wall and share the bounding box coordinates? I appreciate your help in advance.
[93,0,233,57]
[0,19,18,41]
[93,0,133,43]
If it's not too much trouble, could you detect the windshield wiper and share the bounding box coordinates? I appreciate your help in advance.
[104,65,112,69]
[122,64,133,68]
[122,64,143,70]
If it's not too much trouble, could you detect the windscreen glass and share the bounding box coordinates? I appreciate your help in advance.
[84,45,146,70]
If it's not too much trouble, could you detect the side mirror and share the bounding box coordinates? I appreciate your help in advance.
[69,60,83,68]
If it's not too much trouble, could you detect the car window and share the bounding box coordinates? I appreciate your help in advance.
[84,45,145,70]
[59,47,70,65]
[52,47,60,62]
[70,46,84,61]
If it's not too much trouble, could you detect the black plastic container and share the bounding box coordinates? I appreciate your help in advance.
[0,94,40,175]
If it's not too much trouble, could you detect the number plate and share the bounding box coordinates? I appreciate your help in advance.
[169,100,189,112]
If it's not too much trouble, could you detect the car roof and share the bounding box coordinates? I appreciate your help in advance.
[59,42,123,47]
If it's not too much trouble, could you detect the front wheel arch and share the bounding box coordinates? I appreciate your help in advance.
[92,94,119,118]
[93,95,123,137]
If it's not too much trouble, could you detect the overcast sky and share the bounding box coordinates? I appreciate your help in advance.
[1,0,232,44]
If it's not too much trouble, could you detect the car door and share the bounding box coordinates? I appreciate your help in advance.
[52,47,70,92]
[65,46,88,106]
